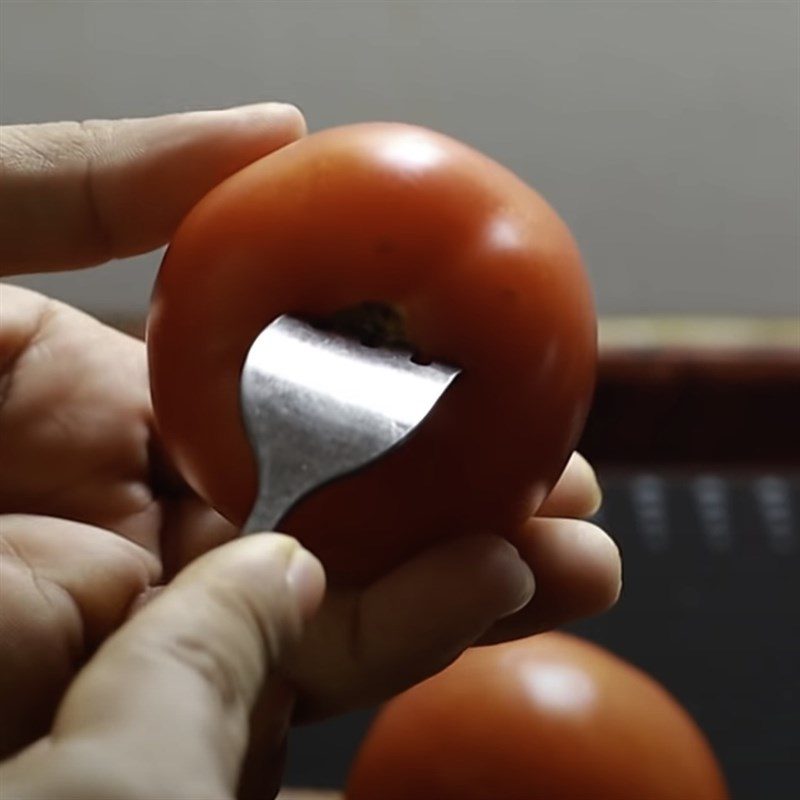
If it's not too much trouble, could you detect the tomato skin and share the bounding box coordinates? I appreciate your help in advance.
[346,633,729,800]
[148,123,596,582]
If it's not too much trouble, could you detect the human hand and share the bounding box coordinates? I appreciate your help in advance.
[285,451,620,717]
[0,107,620,753]
[0,533,326,800]
[1,103,308,757]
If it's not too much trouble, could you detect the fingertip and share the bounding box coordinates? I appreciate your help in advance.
[573,452,601,492]
[587,497,603,520]
[478,536,537,618]
[265,102,308,138]
[538,518,621,614]
[574,521,622,611]
[584,473,603,518]
[226,101,307,139]
[538,452,603,519]
[485,518,623,643]
[223,533,325,625]
[550,518,621,611]
[425,535,536,622]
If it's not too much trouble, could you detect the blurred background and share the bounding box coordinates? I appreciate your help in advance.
[2,0,798,317]
[2,2,798,799]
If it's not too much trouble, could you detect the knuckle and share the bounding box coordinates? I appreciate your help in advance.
[74,119,115,255]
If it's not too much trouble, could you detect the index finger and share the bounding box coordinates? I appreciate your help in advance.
[0,103,305,275]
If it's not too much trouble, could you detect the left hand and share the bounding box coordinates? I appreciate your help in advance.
[0,109,621,756]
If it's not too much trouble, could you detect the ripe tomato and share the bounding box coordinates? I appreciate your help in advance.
[148,123,595,582]
[347,633,729,800]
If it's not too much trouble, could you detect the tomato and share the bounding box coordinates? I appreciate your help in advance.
[148,123,595,582]
[346,633,729,800]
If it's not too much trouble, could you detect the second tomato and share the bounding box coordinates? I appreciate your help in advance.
[347,633,729,800]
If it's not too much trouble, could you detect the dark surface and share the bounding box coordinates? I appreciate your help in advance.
[285,470,800,799]
[580,350,800,468]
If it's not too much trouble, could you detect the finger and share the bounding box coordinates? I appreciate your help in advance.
[0,103,305,275]
[480,517,621,644]
[0,514,159,756]
[287,534,534,718]
[46,534,324,798]
[537,452,602,519]
[0,283,238,564]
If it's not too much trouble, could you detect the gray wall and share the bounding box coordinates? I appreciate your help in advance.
[2,0,798,317]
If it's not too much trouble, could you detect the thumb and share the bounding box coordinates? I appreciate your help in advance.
[4,534,325,800]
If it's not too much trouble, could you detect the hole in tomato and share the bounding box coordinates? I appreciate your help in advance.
[310,301,411,350]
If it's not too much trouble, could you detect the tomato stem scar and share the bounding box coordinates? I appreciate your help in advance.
[310,301,412,351]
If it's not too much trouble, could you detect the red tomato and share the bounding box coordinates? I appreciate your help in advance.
[347,633,729,800]
[148,124,595,582]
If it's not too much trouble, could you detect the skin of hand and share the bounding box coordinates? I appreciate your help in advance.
[0,105,621,792]
[0,533,327,800]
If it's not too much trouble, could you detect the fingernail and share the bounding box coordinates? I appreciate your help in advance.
[285,546,325,619]
[588,489,603,518]
[581,524,623,605]
[231,101,306,129]
[579,457,603,516]
[499,543,536,616]
[223,100,293,114]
